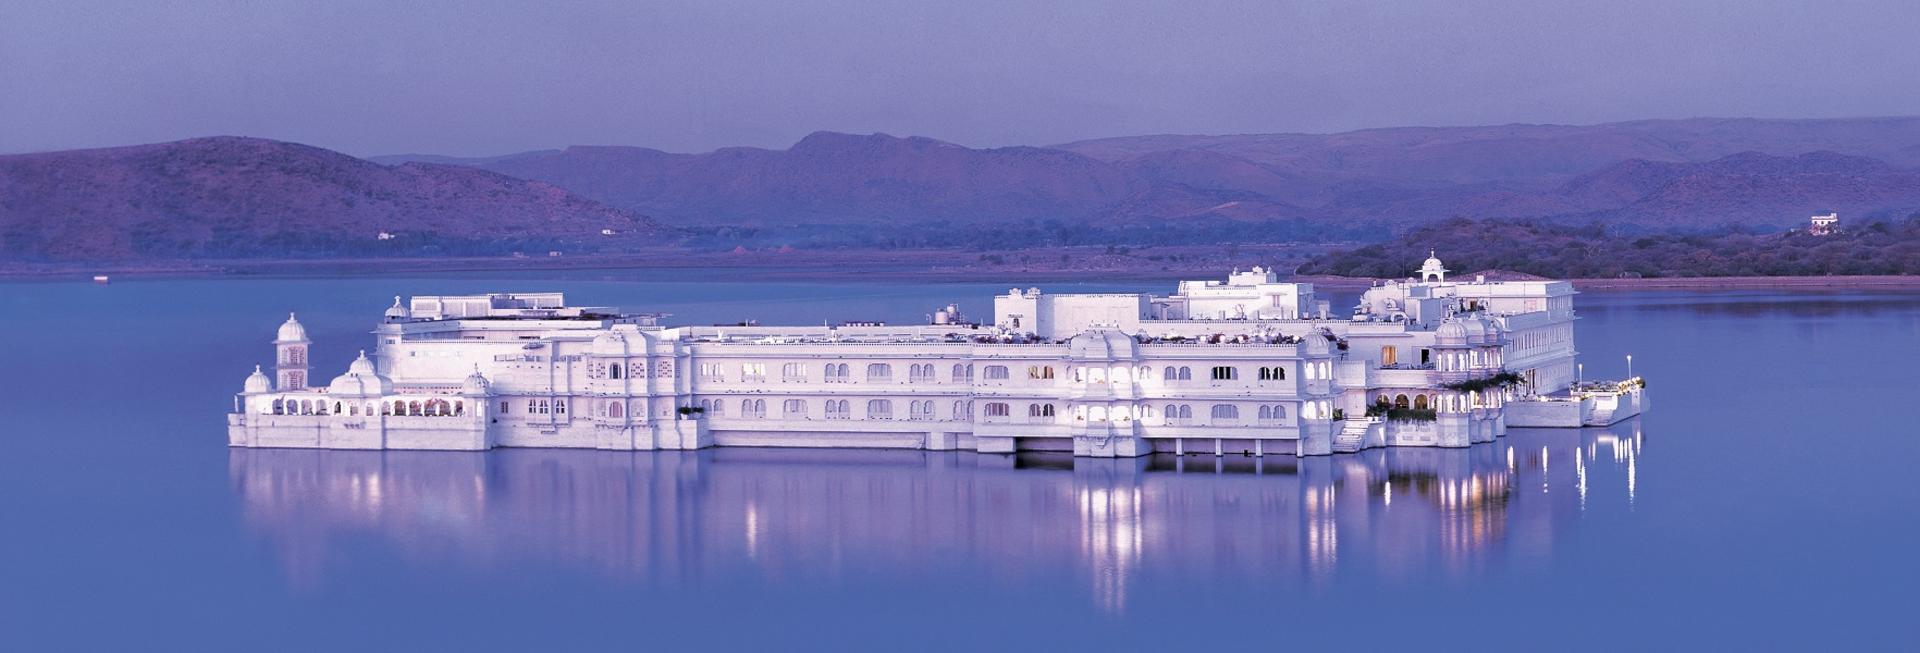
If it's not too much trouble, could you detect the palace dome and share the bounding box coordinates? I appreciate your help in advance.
[1460,315,1491,344]
[1068,329,1138,359]
[326,351,393,396]
[1305,333,1332,355]
[461,368,492,396]
[242,365,272,394]
[383,296,411,321]
[1434,319,1470,345]
[276,313,309,343]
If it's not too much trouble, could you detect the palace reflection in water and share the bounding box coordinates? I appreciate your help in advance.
[231,421,1644,612]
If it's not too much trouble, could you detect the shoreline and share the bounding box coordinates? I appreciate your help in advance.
[5,252,1918,290]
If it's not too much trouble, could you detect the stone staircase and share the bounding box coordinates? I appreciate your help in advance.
[1332,419,1373,453]
[1584,404,1615,426]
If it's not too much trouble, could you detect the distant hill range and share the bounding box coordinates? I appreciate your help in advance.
[0,137,662,260]
[380,117,1920,229]
[6,117,1920,261]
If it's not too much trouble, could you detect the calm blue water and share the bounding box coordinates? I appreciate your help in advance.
[2,276,1916,651]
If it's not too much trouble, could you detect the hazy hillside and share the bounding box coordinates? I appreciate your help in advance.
[9,117,1920,263]
[0,137,663,260]
[470,131,1148,226]
[1055,117,1920,182]
[428,117,1920,231]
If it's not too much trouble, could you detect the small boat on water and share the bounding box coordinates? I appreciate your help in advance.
[92,275,111,284]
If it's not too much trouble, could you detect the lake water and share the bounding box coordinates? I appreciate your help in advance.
[2,275,1916,650]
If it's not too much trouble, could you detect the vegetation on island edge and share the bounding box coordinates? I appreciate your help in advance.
[1298,215,1920,279]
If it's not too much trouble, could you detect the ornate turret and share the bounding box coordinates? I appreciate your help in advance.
[1419,250,1448,283]
[326,351,394,397]
[383,296,411,321]
[242,365,272,394]
[274,313,311,390]
[460,366,492,396]
[1434,318,1470,346]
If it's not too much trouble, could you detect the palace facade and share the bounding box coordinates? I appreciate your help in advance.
[228,255,1639,457]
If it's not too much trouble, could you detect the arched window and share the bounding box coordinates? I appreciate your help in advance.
[331,401,342,415]
[392,400,404,415]
[984,402,1010,418]
[1028,403,1055,419]
[608,401,624,418]
[826,400,849,420]
[454,401,464,416]
[300,400,313,415]
[1162,367,1178,381]
[1178,405,1193,419]
[1258,405,1271,420]
[953,400,971,420]
[783,399,806,417]
[1259,366,1286,381]
[1179,367,1192,381]
[866,399,892,419]
[983,365,1010,380]
[782,363,807,382]
[271,399,284,415]
[1028,365,1055,380]
[866,364,892,382]
[1414,395,1429,410]
[1394,394,1410,409]
[610,363,622,379]
[1211,404,1239,420]
[1211,366,1237,381]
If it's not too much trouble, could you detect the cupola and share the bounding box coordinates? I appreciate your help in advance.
[460,367,493,396]
[383,296,411,321]
[326,351,394,396]
[275,313,309,343]
[242,365,272,394]
[1418,251,1448,283]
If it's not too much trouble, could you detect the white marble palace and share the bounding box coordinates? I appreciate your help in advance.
[227,255,1645,457]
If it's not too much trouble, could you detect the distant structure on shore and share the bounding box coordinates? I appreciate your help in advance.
[228,256,1644,457]
[1810,212,1840,236]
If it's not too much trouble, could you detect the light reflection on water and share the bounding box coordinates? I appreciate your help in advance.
[231,421,1644,613]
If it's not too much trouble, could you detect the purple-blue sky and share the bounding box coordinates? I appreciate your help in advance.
[3,0,1916,157]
